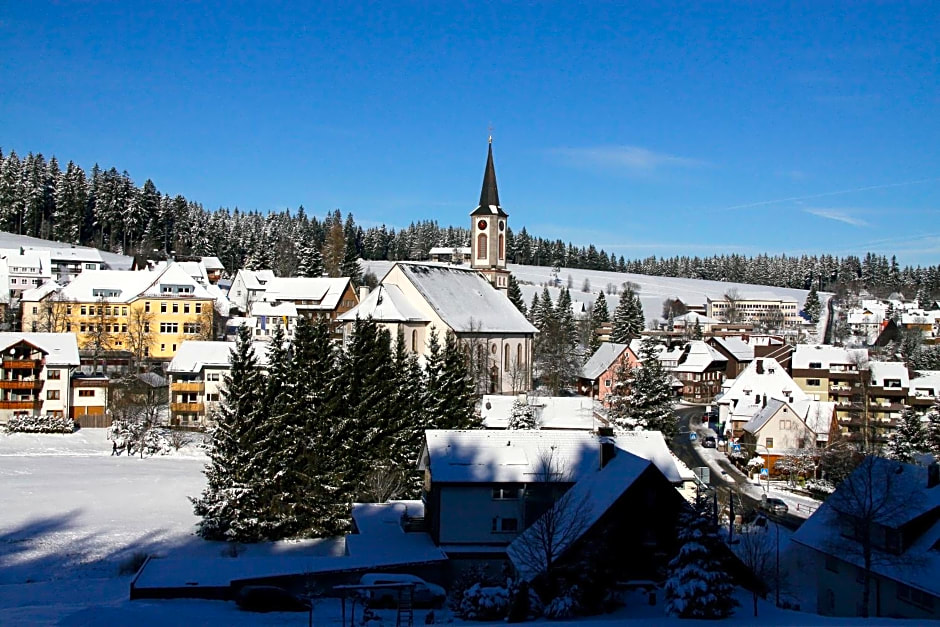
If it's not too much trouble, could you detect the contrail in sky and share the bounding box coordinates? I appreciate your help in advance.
[710,177,940,212]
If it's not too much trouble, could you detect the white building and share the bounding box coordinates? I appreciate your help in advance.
[0,249,52,301]
[228,269,276,313]
[0,332,80,424]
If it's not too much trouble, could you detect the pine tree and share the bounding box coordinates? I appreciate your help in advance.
[507,398,538,429]
[611,287,644,342]
[926,398,940,457]
[438,331,480,429]
[588,291,609,354]
[803,284,822,323]
[664,492,738,619]
[192,326,267,541]
[606,358,635,429]
[386,328,427,496]
[883,407,929,463]
[528,293,540,324]
[624,338,677,438]
[296,241,324,277]
[507,274,526,316]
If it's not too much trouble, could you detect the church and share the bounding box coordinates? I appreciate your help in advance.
[339,141,536,394]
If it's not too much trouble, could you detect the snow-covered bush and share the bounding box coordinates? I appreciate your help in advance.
[507,578,542,622]
[747,456,765,469]
[507,399,539,430]
[109,419,170,457]
[456,583,510,621]
[544,585,581,619]
[6,414,76,434]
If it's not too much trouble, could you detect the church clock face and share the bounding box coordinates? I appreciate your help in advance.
[477,219,487,230]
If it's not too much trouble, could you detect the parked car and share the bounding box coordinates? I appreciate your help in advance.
[760,497,789,515]
[235,585,311,613]
[359,573,446,608]
[701,436,717,448]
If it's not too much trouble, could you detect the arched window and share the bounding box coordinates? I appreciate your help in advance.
[498,234,504,260]
[504,344,510,370]
[517,343,523,366]
[477,233,487,259]
[411,329,417,352]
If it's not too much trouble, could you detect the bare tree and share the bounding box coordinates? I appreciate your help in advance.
[362,466,407,503]
[723,288,742,323]
[733,526,775,617]
[82,297,117,372]
[507,354,530,396]
[32,292,73,333]
[826,456,926,617]
[847,351,873,452]
[507,449,592,583]
[125,307,155,372]
[108,376,170,458]
[773,447,817,486]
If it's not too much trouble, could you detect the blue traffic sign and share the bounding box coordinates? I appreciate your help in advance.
[760,468,769,476]
[689,432,698,441]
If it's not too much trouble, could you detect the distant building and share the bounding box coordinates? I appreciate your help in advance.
[0,333,79,425]
[578,342,640,404]
[706,295,801,327]
[428,246,471,264]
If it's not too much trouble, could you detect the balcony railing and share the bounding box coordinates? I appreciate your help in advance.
[0,380,43,390]
[171,402,205,414]
[0,400,42,410]
[173,382,205,393]
[2,359,43,370]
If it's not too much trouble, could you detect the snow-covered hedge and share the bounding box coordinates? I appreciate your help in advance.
[108,419,171,457]
[545,585,581,619]
[456,583,510,621]
[6,414,77,433]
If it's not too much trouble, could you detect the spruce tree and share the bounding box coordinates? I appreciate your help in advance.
[438,331,480,429]
[387,328,427,496]
[926,398,940,457]
[611,287,644,342]
[507,274,526,316]
[507,398,538,429]
[803,284,822,323]
[625,338,678,438]
[664,492,738,619]
[588,291,609,354]
[192,326,267,541]
[883,407,929,463]
[528,293,540,324]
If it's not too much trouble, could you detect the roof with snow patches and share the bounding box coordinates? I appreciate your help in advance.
[581,342,631,381]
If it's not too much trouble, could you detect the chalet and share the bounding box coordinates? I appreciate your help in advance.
[665,340,727,402]
[792,458,940,619]
[578,342,639,404]
[0,333,79,425]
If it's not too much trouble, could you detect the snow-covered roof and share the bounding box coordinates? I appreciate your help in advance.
[672,341,727,373]
[672,311,718,326]
[718,358,809,422]
[58,263,213,303]
[581,342,631,381]
[338,284,430,323]
[19,280,62,302]
[481,395,598,431]
[792,344,867,370]
[0,332,80,366]
[421,429,686,484]
[742,399,786,434]
[167,340,271,373]
[709,336,754,362]
[262,277,351,310]
[901,310,940,325]
[428,246,470,255]
[201,256,224,271]
[792,458,940,598]
[249,300,298,318]
[910,371,940,398]
[869,360,910,388]
[393,263,537,334]
[233,269,276,291]
[507,448,652,581]
[205,284,231,317]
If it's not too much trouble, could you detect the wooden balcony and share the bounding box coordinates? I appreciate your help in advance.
[0,400,42,410]
[173,382,205,393]
[2,359,43,370]
[171,402,205,414]
[0,380,43,390]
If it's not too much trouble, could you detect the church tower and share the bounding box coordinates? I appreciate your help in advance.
[470,138,510,291]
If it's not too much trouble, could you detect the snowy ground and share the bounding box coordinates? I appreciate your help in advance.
[362,260,829,341]
[1,430,896,626]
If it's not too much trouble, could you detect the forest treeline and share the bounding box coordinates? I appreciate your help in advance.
[1,148,938,298]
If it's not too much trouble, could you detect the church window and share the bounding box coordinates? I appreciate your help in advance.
[411,330,417,352]
[477,233,487,258]
[498,234,505,260]
[517,344,523,366]
[504,344,510,370]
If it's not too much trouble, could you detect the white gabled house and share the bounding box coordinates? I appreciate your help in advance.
[0,332,79,425]
[228,269,276,313]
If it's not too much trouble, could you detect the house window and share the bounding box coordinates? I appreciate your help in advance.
[807,379,820,386]
[206,393,220,402]
[492,517,518,532]
[160,323,179,333]
[47,369,61,380]
[195,303,202,314]
[145,302,151,313]
[477,233,487,258]
[504,344,510,370]
[66,305,72,315]
[809,362,822,369]
[78,389,95,398]
[411,330,417,352]
[897,583,935,610]
[492,487,518,500]
[605,379,612,388]
[32,306,37,314]
[183,323,200,335]
[517,344,523,367]
[161,302,167,313]
[207,373,220,381]
[81,306,87,315]
[85,263,95,270]
[765,437,774,449]
[184,303,190,314]
[498,234,504,259]
[46,390,60,400]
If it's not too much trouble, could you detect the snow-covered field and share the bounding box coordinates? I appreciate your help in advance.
[363,260,828,339]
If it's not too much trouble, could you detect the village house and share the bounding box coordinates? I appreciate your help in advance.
[480,394,601,431]
[578,342,640,404]
[427,246,471,264]
[0,248,52,301]
[792,458,940,619]
[706,335,754,379]
[418,429,691,571]
[900,309,940,344]
[21,263,216,361]
[738,398,836,470]
[717,357,811,439]
[0,332,79,425]
[227,269,276,313]
[706,295,802,327]
[166,340,271,427]
[660,340,727,402]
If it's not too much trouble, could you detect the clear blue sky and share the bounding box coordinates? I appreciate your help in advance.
[2,2,938,265]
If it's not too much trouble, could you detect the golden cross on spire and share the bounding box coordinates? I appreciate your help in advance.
[488,122,493,144]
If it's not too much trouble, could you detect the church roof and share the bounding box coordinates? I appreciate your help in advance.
[470,141,508,217]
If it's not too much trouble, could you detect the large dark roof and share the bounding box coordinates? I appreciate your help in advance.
[470,141,508,217]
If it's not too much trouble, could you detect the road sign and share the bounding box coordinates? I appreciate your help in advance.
[689,432,698,441]
[733,443,741,452]
[760,468,769,476]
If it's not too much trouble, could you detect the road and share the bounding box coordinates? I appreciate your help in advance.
[671,405,805,531]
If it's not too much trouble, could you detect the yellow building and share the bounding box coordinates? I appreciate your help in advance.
[20,263,215,362]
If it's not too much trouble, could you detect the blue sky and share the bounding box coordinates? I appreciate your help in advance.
[2,2,938,265]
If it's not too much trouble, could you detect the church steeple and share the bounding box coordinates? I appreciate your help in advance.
[472,139,508,217]
[470,139,510,291]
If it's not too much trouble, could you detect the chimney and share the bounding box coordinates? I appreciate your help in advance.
[762,394,767,408]
[358,286,370,302]
[599,431,616,468]
[756,359,764,374]
[929,462,939,489]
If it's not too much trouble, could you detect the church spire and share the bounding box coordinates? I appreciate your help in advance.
[472,140,507,217]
